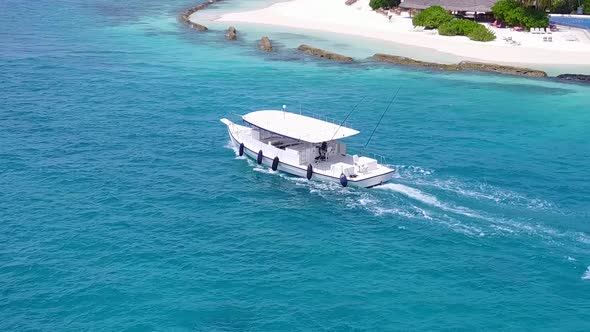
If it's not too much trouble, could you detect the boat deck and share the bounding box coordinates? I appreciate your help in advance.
[257,128,391,180]
[314,156,392,179]
[312,154,353,171]
[222,118,394,184]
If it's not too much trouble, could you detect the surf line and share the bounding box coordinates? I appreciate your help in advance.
[175,3,590,82]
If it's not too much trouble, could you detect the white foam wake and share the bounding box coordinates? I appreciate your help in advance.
[224,141,246,159]
[582,266,590,280]
[379,183,440,206]
[392,164,555,212]
[409,177,555,211]
[377,183,482,219]
[225,156,583,244]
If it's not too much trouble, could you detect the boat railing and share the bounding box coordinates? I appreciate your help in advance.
[293,108,350,129]
[369,152,388,165]
[348,150,389,165]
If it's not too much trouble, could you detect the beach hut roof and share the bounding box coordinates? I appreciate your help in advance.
[399,0,498,12]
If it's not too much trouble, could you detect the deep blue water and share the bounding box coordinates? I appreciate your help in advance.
[2,0,590,330]
[551,15,590,29]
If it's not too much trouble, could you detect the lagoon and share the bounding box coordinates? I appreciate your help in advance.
[1,0,590,330]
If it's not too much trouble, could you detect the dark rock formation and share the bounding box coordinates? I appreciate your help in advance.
[556,74,590,83]
[259,37,273,52]
[226,26,237,40]
[180,0,224,31]
[297,44,353,62]
[372,54,460,71]
[372,54,548,78]
[186,21,208,31]
[458,61,547,78]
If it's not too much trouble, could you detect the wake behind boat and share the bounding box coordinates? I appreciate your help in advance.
[221,108,395,188]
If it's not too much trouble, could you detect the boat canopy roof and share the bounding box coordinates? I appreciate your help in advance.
[242,110,360,143]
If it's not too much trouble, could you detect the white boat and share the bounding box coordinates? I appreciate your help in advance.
[220,108,395,188]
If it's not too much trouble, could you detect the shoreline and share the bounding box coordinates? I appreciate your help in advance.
[181,0,590,80]
[212,0,590,68]
[179,0,225,31]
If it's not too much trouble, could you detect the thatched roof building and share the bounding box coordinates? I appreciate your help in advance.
[399,0,498,12]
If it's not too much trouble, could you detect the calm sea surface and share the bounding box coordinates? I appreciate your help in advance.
[2,0,590,330]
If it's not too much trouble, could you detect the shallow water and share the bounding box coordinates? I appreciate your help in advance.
[2,0,590,330]
[202,1,590,75]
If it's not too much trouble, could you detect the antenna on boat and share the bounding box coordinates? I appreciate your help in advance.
[361,87,401,154]
[329,96,366,142]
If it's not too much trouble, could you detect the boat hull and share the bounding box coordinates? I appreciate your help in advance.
[226,126,393,188]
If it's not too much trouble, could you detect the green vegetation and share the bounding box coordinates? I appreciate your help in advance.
[412,6,453,29]
[550,0,573,13]
[491,0,549,29]
[584,0,590,14]
[467,26,497,41]
[438,19,480,36]
[412,6,495,42]
[369,0,400,10]
[491,0,518,21]
[438,19,496,42]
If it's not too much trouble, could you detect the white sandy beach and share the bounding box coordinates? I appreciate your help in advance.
[206,0,590,66]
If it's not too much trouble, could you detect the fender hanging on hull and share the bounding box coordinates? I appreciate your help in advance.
[222,119,395,188]
[340,174,348,187]
[257,150,263,165]
[239,143,244,157]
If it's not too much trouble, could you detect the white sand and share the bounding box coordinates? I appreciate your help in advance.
[207,0,590,66]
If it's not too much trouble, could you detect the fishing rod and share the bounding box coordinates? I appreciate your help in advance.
[361,87,401,154]
[329,96,366,142]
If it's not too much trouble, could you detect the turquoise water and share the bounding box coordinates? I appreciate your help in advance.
[2,0,590,330]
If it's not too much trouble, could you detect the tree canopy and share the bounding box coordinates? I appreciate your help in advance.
[411,6,453,29]
[369,0,401,10]
[492,0,549,29]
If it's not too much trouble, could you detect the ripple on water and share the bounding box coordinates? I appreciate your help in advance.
[3,2,590,328]
[227,140,590,250]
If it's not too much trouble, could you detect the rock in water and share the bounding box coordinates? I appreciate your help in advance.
[179,0,224,32]
[259,37,273,52]
[458,61,547,78]
[556,74,590,83]
[372,53,460,71]
[372,54,548,78]
[297,44,353,62]
[188,22,208,31]
[226,26,237,41]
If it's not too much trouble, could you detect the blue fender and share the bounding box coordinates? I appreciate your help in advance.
[340,174,348,187]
